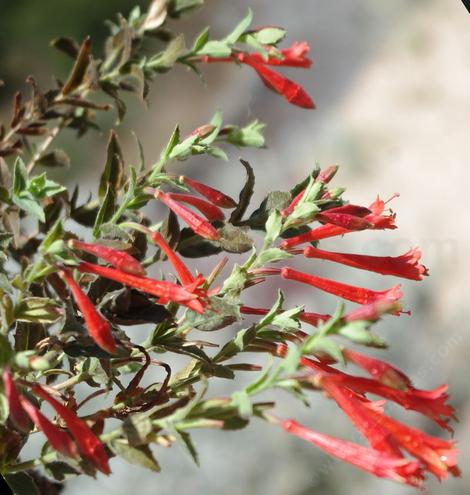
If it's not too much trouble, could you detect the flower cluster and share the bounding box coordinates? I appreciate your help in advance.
[2,369,109,474]
[233,166,457,486]
[0,2,459,493]
[199,39,314,108]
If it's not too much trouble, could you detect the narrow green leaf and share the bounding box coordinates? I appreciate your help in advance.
[39,219,64,253]
[224,9,253,45]
[148,34,186,71]
[264,210,283,244]
[192,27,210,52]
[93,185,115,237]
[12,157,27,195]
[252,27,286,45]
[254,248,292,266]
[196,40,231,58]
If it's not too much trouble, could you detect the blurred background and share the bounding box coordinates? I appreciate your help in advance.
[1,0,469,494]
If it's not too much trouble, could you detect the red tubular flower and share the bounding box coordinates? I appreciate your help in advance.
[280,267,403,305]
[248,41,312,68]
[280,195,397,249]
[322,372,454,429]
[303,246,428,281]
[320,378,459,480]
[150,232,194,285]
[289,349,452,428]
[320,379,404,457]
[280,224,349,249]
[189,124,216,138]
[19,396,78,459]
[368,194,399,229]
[32,385,111,475]
[280,189,305,217]
[289,351,453,429]
[180,176,237,208]
[298,311,331,326]
[239,305,269,316]
[2,369,31,432]
[154,190,220,241]
[59,268,116,354]
[344,349,413,390]
[364,409,459,480]
[322,204,371,217]
[317,164,339,184]
[278,41,312,67]
[165,192,225,221]
[282,166,341,217]
[68,239,146,276]
[200,42,314,108]
[242,57,314,108]
[281,419,424,487]
[76,261,204,313]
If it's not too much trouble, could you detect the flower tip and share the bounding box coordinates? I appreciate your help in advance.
[292,91,315,109]
[385,285,403,302]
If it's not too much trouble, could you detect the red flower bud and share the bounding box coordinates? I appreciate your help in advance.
[59,267,116,354]
[280,224,348,249]
[180,176,237,208]
[68,239,145,276]
[323,204,371,217]
[189,124,216,138]
[315,212,372,231]
[317,164,339,184]
[154,190,220,241]
[280,190,305,217]
[2,368,31,432]
[281,167,342,218]
[32,385,111,474]
[150,231,194,285]
[344,299,403,321]
[19,396,78,459]
[166,192,225,221]
[280,195,398,249]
